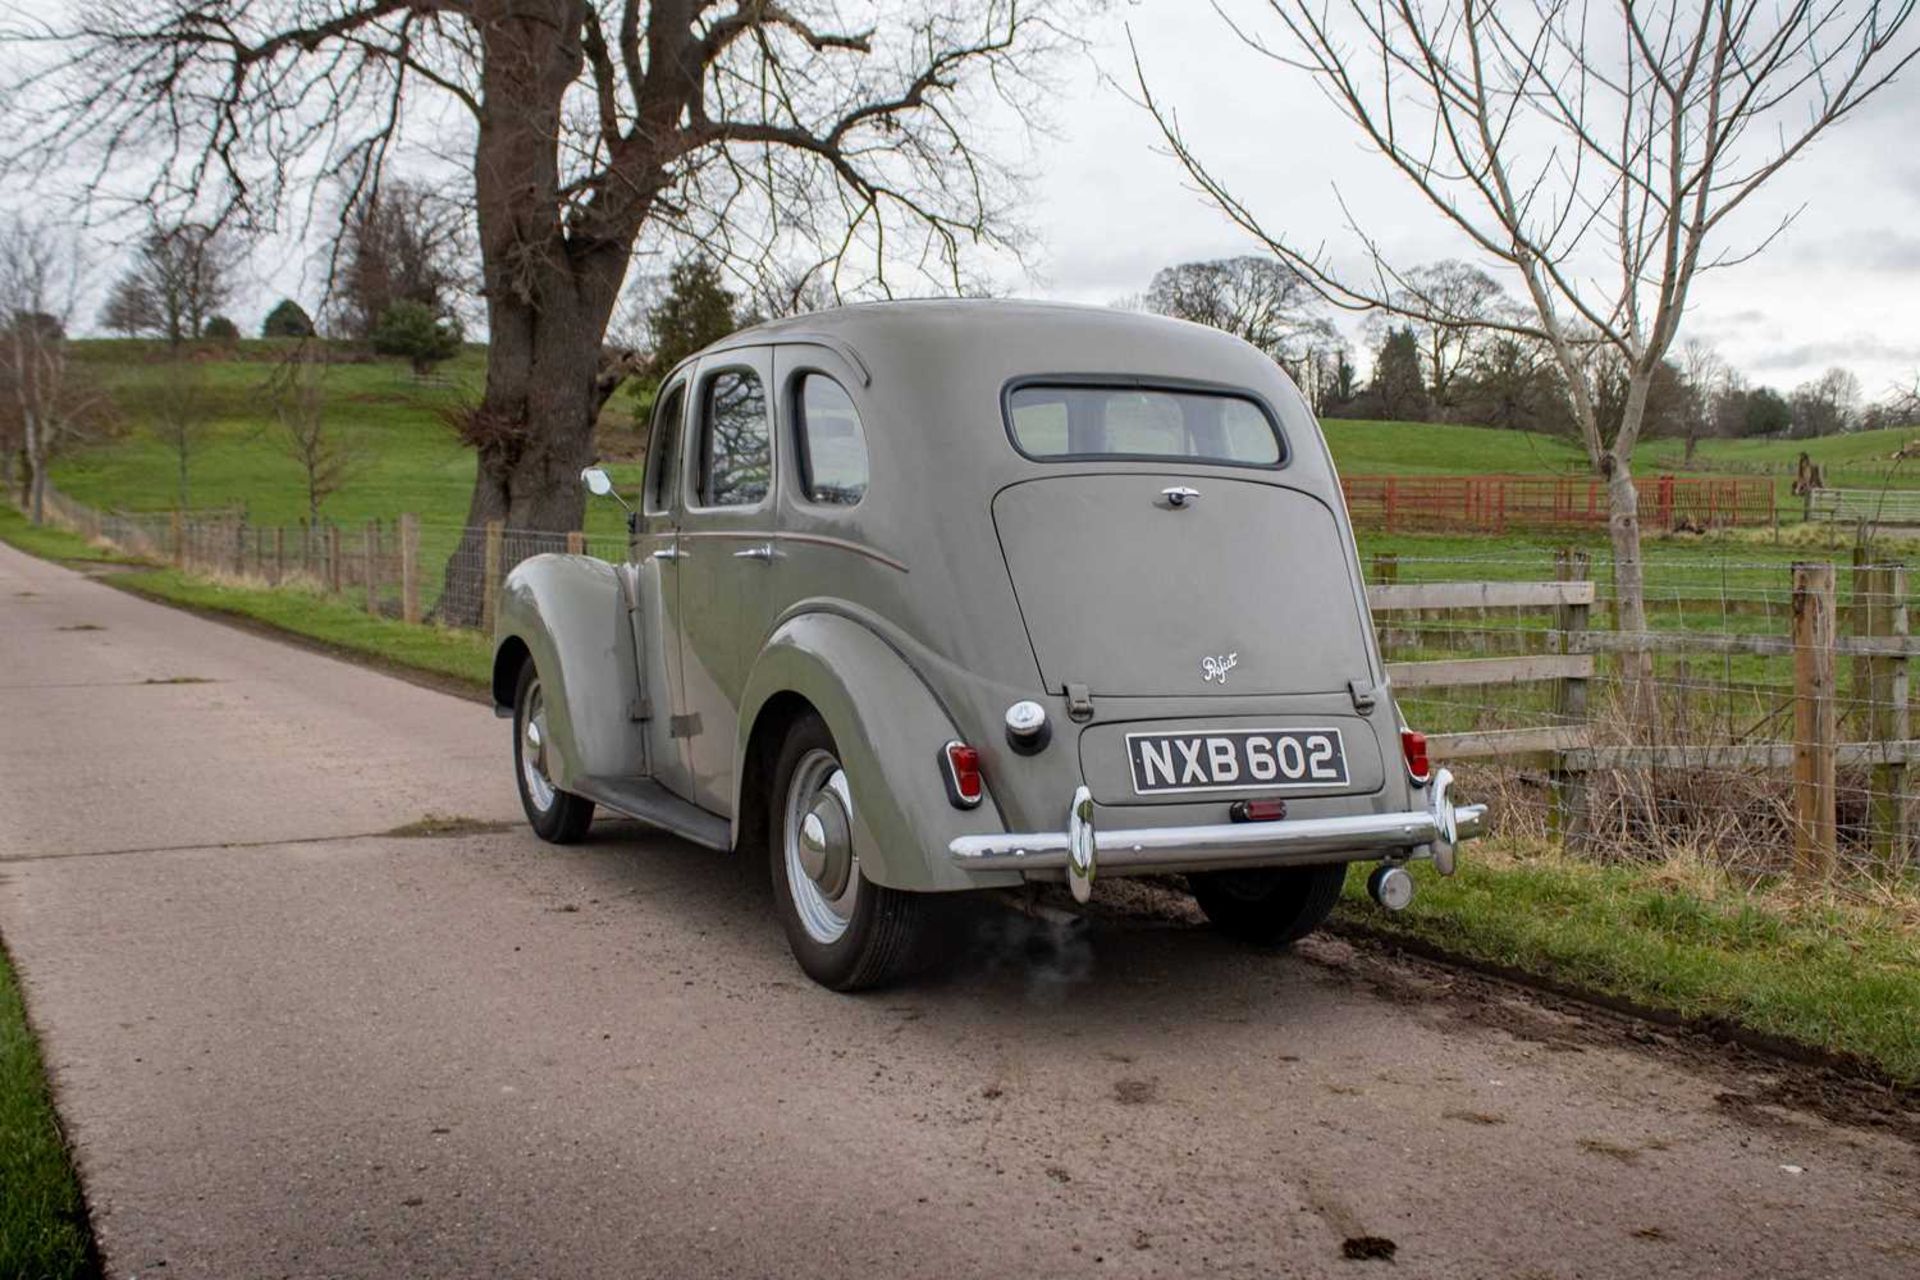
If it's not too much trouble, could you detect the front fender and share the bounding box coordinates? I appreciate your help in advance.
[493,554,644,792]
[736,612,1020,892]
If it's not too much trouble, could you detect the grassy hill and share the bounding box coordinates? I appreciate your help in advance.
[59,339,639,539]
[1643,424,1920,496]
[1320,418,1589,475]
[50,340,1912,539]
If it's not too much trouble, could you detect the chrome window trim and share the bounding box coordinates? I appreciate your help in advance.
[687,360,777,515]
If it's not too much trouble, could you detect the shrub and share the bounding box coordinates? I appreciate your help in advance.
[370,301,462,376]
[262,298,316,338]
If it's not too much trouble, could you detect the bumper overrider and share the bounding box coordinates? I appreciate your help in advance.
[948,768,1488,903]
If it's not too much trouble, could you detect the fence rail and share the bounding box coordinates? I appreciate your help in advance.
[1341,472,1776,533]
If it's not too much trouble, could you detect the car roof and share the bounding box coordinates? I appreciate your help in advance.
[692,298,1276,385]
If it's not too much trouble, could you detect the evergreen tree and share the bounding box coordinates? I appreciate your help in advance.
[371,301,463,376]
[262,298,316,338]
[644,258,739,382]
[1370,326,1430,421]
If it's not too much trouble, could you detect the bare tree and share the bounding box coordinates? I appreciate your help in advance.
[99,274,162,338]
[1790,366,1863,437]
[13,2,1071,622]
[331,178,471,338]
[269,344,364,527]
[152,353,210,511]
[1677,338,1727,463]
[1143,256,1335,366]
[123,222,241,346]
[1362,259,1514,418]
[0,218,107,523]
[1141,1,1919,706]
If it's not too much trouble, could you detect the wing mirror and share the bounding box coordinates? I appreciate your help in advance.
[579,465,636,534]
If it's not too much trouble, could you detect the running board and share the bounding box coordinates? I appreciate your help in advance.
[574,776,731,851]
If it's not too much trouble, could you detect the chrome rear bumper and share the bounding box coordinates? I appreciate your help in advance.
[948,769,1487,902]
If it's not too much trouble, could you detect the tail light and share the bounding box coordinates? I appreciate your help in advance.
[1401,729,1431,786]
[1229,799,1288,823]
[941,741,983,809]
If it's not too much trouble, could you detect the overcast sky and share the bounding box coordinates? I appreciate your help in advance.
[1024,1,1920,398]
[38,0,1920,400]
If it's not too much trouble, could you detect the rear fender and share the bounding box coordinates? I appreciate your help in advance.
[735,612,1019,892]
[492,554,644,791]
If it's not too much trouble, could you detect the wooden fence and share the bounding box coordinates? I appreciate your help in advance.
[1341,473,1776,533]
[1374,557,1914,877]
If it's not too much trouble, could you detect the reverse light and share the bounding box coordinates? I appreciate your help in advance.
[941,741,984,809]
[1401,729,1432,786]
[1004,700,1051,754]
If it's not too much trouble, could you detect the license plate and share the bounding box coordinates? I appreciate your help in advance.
[1125,727,1349,796]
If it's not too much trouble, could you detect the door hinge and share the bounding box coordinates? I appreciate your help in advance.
[1064,682,1094,722]
[669,713,702,739]
[628,694,651,722]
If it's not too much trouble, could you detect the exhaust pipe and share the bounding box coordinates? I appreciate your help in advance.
[1367,864,1415,912]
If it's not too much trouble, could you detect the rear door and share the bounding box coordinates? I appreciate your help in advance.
[675,350,778,815]
[992,472,1373,698]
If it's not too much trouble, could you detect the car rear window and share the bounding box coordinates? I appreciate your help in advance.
[1006,384,1283,466]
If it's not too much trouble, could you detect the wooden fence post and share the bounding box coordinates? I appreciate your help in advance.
[364,518,380,615]
[400,514,421,624]
[1867,563,1910,870]
[1791,562,1838,880]
[481,519,504,633]
[1550,548,1592,844]
[272,526,285,585]
[327,524,343,593]
[566,530,586,556]
[170,510,184,568]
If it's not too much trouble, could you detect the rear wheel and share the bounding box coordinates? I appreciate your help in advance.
[1189,864,1347,947]
[512,660,595,843]
[769,713,923,991]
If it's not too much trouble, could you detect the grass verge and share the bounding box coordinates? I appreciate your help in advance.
[0,940,96,1280]
[111,571,491,693]
[0,504,142,565]
[1336,841,1920,1088]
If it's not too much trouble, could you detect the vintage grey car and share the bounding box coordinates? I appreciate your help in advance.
[492,300,1485,989]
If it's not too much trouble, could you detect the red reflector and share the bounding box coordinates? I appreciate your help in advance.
[1401,729,1431,784]
[942,741,983,808]
[1230,799,1288,823]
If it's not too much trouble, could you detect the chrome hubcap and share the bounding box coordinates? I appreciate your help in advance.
[783,749,858,944]
[520,679,556,813]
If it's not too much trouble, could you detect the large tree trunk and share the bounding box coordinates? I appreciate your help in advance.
[433,1,635,627]
[434,274,617,626]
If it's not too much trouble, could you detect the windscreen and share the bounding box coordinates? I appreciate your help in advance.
[1006,384,1283,466]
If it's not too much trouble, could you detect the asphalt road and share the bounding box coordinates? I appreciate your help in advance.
[2,541,1916,1279]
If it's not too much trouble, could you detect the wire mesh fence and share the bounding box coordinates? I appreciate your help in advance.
[31,486,1915,887]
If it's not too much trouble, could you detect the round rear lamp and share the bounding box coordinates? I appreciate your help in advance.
[1004,700,1051,754]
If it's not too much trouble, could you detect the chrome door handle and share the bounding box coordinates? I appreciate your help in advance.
[651,546,686,562]
[732,542,781,562]
[1160,486,1201,508]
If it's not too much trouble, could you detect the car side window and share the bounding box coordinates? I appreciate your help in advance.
[645,381,686,515]
[794,373,869,506]
[698,369,771,507]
